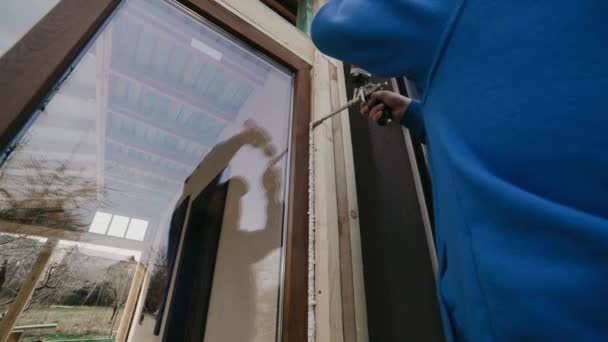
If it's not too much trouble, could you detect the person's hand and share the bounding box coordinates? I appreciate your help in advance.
[360,90,412,123]
[262,166,280,193]
[241,119,277,157]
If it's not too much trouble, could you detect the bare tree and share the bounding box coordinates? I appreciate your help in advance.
[0,156,105,231]
[143,247,168,314]
[0,260,6,293]
[0,141,111,324]
[105,256,136,322]
[0,236,43,306]
[26,245,91,308]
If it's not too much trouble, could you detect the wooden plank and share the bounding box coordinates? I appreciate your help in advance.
[116,263,146,342]
[0,238,58,342]
[13,324,57,330]
[126,263,155,342]
[329,63,357,342]
[260,0,297,23]
[312,51,344,342]
[336,63,369,342]
[296,0,313,34]
[0,220,144,252]
[0,0,120,151]
[203,0,313,64]
[6,331,23,342]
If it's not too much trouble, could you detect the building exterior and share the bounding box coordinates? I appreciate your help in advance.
[0,1,440,341]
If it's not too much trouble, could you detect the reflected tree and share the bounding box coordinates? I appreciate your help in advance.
[143,247,168,314]
[105,256,136,323]
[26,245,92,308]
[0,156,105,230]
[0,141,112,335]
[0,260,6,294]
[0,236,45,306]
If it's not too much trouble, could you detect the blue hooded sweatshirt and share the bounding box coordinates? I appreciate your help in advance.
[312,1,608,341]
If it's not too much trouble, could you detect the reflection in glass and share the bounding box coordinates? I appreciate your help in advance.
[0,0,60,56]
[0,0,294,341]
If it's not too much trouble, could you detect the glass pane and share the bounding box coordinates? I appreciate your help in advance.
[0,0,294,341]
[0,0,60,56]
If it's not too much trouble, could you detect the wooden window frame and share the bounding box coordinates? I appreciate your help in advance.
[0,0,312,341]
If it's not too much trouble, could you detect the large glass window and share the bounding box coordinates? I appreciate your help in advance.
[0,0,294,341]
[0,0,60,56]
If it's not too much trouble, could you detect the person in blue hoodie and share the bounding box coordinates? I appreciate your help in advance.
[312,1,608,341]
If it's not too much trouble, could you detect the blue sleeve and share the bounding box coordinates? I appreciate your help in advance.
[400,99,426,143]
[311,0,457,85]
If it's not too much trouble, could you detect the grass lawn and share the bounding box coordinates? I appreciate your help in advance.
[16,306,122,341]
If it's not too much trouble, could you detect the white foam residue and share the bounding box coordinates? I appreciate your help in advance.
[307,124,316,341]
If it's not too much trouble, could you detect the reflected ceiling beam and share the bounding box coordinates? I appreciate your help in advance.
[108,105,212,150]
[109,67,231,124]
[96,16,113,201]
[104,160,182,187]
[106,134,196,168]
[123,3,266,86]
[105,151,188,180]
[105,173,175,197]
[105,162,182,186]
[0,219,145,251]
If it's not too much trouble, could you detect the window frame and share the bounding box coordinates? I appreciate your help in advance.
[0,0,121,152]
[0,0,312,341]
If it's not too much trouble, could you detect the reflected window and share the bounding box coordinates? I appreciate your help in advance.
[89,211,149,241]
[0,0,60,56]
[0,0,294,341]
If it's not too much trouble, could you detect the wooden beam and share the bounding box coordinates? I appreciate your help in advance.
[116,263,147,342]
[6,331,23,342]
[0,220,145,252]
[337,63,369,342]
[260,0,297,23]
[0,238,58,342]
[329,63,357,342]
[296,0,313,34]
[186,0,313,66]
[312,50,344,342]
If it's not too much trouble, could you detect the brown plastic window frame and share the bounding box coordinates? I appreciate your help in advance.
[0,0,311,341]
[0,0,121,151]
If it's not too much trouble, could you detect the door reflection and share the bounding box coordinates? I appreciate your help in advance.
[162,121,285,342]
